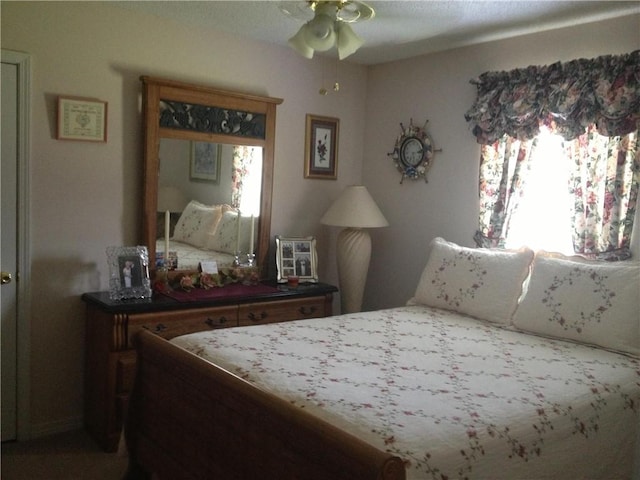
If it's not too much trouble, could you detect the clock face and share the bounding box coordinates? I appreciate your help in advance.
[400,137,424,167]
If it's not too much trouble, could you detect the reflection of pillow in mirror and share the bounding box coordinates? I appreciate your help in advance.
[206,211,239,254]
[411,237,534,325]
[172,201,222,248]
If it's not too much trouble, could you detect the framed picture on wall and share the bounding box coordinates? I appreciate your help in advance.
[304,114,339,180]
[56,96,108,142]
[106,246,152,300]
[275,236,318,283]
[190,141,221,183]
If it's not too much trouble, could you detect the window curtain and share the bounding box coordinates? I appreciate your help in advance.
[474,137,536,248]
[565,126,639,260]
[465,50,639,258]
[231,145,259,210]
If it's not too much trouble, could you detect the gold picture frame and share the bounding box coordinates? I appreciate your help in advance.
[304,114,339,179]
[57,96,108,142]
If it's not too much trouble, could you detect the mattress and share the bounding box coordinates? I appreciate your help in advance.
[172,305,640,479]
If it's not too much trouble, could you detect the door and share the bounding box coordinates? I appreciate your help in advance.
[1,50,30,442]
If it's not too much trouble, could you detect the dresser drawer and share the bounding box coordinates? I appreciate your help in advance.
[128,305,239,343]
[238,297,326,326]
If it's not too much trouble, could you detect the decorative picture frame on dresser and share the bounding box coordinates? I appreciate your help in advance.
[304,114,339,179]
[106,246,152,300]
[275,236,318,283]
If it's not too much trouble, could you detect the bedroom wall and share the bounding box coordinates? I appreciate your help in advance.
[362,14,640,311]
[1,1,367,437]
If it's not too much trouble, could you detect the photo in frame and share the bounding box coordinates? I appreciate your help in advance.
[57,96,108,142]
[304,114,339,179]
[190,141,222,183]
[106,246,152,300]
[275,236,318,283]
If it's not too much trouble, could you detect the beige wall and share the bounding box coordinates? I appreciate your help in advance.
[363,14,640,311]
[2,1,638,437]
[2,1,367,436]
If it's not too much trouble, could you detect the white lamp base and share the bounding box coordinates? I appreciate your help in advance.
[336,227,371,314]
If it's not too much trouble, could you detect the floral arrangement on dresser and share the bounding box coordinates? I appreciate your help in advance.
[153,266,260,294]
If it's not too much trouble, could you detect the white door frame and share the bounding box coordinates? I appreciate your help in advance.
[1,49,32,441]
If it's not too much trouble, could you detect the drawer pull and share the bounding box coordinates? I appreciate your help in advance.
[143,323,167,334]
[205,316,228,328]
[298,306,318,316]
[247,311,268,322]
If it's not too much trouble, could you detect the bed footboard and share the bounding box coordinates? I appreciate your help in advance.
[124,330,406,480]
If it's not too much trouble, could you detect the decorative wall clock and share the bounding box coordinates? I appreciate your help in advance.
[388,119,441,183]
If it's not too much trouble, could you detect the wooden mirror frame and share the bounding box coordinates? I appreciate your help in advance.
[141,76,283,278]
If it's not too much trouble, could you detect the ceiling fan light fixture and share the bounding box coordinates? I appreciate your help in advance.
[336,22,363,60]
[288,27,314,58]
[283,0,373,60]
[303,13,336,51]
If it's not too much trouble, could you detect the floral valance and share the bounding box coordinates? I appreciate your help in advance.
[465,50,640,144]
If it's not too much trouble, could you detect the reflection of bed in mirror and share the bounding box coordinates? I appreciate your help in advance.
[155,137,262,270]
[156,200,256,270]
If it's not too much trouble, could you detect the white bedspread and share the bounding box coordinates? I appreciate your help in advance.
[172,306,640,479]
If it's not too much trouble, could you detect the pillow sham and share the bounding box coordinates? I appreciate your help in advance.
[206,210,241,254]
[172,201,222,248]
[411,237,534,324]
[512,253,639,356]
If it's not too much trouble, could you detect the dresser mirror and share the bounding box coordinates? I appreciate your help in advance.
[141,76,283,278]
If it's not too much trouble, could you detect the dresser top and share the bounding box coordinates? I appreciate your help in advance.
[82,282,338,314]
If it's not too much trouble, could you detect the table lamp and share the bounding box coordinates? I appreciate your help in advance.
[320,185,388,313]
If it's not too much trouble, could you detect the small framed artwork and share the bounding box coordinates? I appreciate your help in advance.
[304,114,339,180]
[190,141,221,183]
[57,96,108,142]
[275,236,318,283]
[106,246,153,300]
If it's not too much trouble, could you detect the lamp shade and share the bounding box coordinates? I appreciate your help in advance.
[337,23,364,60]
[320,185,388,228]
[157,186,187,212]
[288,28,314,58]
[303,14,336,51]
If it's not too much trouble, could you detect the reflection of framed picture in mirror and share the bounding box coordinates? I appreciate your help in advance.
[275,236,318,283]
[190,141,221,183]
[304,114,339,180]
[106,246,152,300]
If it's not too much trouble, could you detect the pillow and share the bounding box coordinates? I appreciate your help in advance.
[411,237,534,324]
[512,253,640,356]
[172,201,222,248]
[206,210,241,254]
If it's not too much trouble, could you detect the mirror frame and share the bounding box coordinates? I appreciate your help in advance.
[140,76,283,278]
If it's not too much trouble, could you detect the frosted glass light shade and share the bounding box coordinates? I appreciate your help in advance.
[303,14,336,51]
[288,28,314,58]
[321,185,388,228]
[337,23,364,60]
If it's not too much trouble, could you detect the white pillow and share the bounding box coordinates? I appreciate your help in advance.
[512,253,640,356]
[206,210,240,254]
[172,201,222,248]
[412,237,534,324]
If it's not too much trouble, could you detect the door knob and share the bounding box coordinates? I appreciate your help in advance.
[1,272,12,285]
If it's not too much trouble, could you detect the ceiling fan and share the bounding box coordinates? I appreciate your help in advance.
[280,1,375,60]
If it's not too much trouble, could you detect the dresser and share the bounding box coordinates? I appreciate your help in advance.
[82,282,337,452]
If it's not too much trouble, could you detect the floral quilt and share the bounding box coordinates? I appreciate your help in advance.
[172,306,640,479]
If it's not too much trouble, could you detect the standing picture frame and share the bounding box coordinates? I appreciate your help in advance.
[57,96,108,142]
[275,236,318,283]
[106,246,152,300]
[190,141,222,183]
[304,114,339,180]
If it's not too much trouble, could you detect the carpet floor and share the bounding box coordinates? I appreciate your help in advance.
[1,429,128,480]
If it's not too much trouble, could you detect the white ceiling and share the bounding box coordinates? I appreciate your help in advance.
[114,1,640,65]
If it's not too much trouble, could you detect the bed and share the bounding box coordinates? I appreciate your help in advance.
[124,238,640,480]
